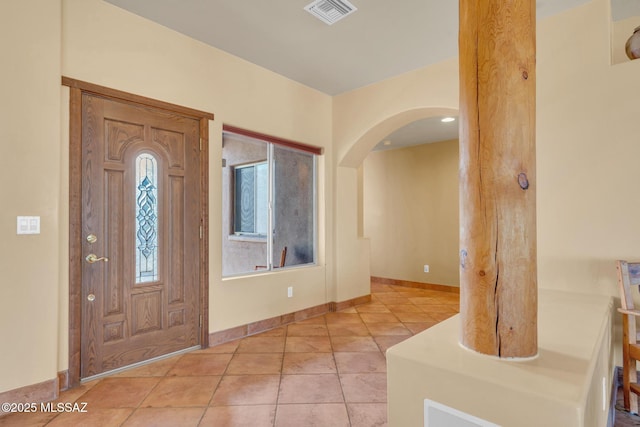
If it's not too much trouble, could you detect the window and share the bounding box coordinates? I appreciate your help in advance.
[135,153,159,283]
[222,126,320,277]
[234,162,268,236]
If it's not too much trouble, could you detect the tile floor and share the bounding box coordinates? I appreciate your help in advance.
[0,281,458,427]
[0,282,634,426]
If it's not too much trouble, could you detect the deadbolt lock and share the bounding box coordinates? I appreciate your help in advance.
[86,234,97,244]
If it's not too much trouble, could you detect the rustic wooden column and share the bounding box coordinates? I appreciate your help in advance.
[459,0,537,358]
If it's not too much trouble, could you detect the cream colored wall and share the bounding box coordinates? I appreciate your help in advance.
[611,16,640,64]
[535,0,640,299]
[363,140,459,287]
[4,0,639,401]
[60,0,334,337]
[0,1,62,393]
[335,0,640,302]
[332,62,459,302]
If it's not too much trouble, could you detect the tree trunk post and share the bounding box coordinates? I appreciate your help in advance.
[458,0,537,358]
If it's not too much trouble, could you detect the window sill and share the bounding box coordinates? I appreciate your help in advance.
[228,234,267,243]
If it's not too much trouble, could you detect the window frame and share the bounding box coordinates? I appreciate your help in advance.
[222,125,322,277]
[232,160,269,238]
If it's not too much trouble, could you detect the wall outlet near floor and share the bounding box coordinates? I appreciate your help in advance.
[287,286,293,298]
[424,264,430,273]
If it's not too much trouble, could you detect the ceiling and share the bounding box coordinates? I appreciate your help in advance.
[103,0,596,149]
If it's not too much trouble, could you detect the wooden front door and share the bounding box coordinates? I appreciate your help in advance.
[80,93,201,378]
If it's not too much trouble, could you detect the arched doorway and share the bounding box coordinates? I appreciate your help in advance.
[334,107,460,299]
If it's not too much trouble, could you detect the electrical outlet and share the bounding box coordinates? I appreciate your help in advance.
[424,265,430,273]
[287,286,293,298]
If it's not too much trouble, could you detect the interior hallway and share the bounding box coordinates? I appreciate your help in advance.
[0,280,458,426]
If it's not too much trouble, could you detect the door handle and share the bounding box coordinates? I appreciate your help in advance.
[86,254,109,264]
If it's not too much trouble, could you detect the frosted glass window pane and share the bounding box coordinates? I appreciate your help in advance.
[135,153,159,283]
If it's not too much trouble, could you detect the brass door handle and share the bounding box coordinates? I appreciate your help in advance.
[86,254,109,264]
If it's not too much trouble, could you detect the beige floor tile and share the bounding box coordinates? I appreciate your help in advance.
[45,408,133,427]
[286,324,329,337]
[278,374,344,403]
[285,336,332,353]
[334,352,386,374]
[339,373,388,403]
[348,403,388,427]
[275,403,350,427]
[121,407,205,427]
[327,323,371,337]
[236,336,286,353]
[0,411,58,426]
[226,353,283,375]
[282,352,337,374]
[210,375,280,406]
[79,377,160,408]
[166,353,232,376]
[331,336,380,352]
[200,405,276,427]
[393,312,437,323]
[360,313,400,324]
[141,376,219,407]
[356,304,391,313]
[325,313,364,324]
[366,323,412,337]
[419,304,459,313]
[384,304,423,313]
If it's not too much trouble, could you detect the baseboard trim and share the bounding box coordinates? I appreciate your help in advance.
[0,377,58,418]
[371,276,460,293]
[331,294,372,312]
[210,294,371,346]
[58,370,69,392]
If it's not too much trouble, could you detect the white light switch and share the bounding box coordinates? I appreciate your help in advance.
[17,216,40,235]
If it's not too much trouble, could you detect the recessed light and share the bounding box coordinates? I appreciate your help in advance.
[383,140,392,146]
[441,117,456,123]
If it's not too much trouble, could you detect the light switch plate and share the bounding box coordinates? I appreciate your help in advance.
[17,216,40,235]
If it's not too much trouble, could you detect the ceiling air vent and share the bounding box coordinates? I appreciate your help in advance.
[304,0,357,25]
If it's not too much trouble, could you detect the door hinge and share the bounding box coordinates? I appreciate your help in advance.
[199,315,203,328]
[199,138,203,151]
[199,225,203,239]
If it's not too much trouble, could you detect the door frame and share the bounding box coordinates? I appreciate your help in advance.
[63,77,213,387]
